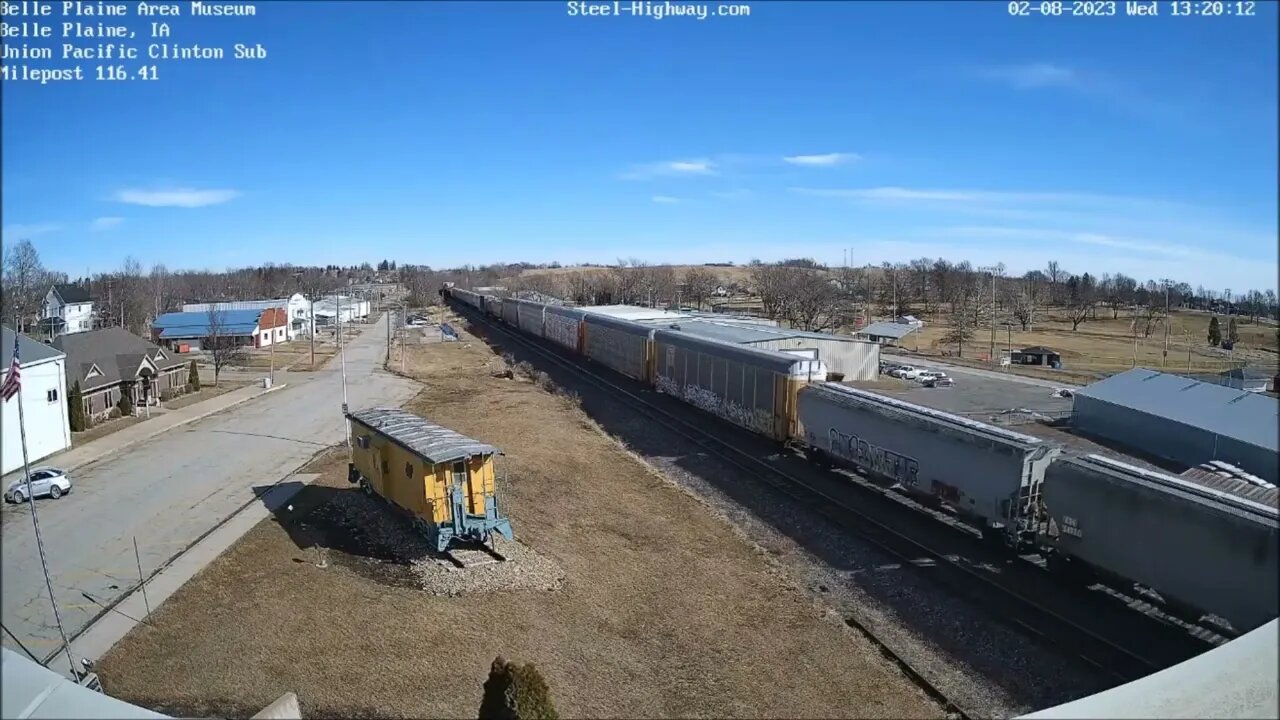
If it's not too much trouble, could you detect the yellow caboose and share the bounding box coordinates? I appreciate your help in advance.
[345,407,513,552]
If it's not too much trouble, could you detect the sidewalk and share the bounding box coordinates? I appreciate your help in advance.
[3,381,287,484]
[67,474,316,673]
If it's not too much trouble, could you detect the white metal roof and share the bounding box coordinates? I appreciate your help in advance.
[579,305,686,322]
[1018,619,1278,719]
[1,649,168,719]
[855,321,918,339]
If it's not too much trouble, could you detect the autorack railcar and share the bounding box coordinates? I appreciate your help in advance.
[1039,454,1279,633]
[798,382,1060,544]
[582,312,655,382]
[515,299,547,338]
[501,295,520,326]
[653,327,827,441]
[544,305,586,353]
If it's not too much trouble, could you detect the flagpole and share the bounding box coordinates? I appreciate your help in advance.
[11,340,78,678]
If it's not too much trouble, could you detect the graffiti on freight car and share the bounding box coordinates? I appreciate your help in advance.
[545,314,577,349]
[827,428,920,488]
[656,375,775,435]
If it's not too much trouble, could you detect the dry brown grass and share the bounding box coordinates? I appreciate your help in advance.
[97,322,943,720]
[162,381,251,411]
[898,307,1278,382]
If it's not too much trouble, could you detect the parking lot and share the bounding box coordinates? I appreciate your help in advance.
[856,361,1076,419]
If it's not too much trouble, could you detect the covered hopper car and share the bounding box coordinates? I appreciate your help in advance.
[1040,454,1279,634]
[798,382,1060,544]
[346,407,513,553]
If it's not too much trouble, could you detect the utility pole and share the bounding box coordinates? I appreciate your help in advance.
[892,265,897,321]
[309,297,315,368]
[385,302,391,365]
[990,270,997,363]
[1162,280,1170,367]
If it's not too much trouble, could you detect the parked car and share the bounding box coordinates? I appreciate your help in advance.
[923,376,955,388]
[5,467,72,503]
[916,370,946,383]
[891,366,921,380]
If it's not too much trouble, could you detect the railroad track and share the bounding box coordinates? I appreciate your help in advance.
[455,304,1181,716]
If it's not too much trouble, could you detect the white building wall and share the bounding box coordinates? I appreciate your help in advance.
[2,358,71,475]
[746,337,879,381]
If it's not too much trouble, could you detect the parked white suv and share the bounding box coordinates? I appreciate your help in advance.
[892,365,921,380]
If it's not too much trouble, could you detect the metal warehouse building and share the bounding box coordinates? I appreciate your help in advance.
[643,318,879,381]
[1072,368,1279,484]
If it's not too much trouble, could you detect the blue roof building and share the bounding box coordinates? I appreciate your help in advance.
[152,310,263,340]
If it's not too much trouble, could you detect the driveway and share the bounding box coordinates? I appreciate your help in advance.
[1,315,419,662]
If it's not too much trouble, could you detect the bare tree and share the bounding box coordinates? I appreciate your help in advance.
[1006,282,1036,331]
[750,263,791,321]
[2,239,50,330]
[939,265,984,356]
[1045,260,1063,305]
[204,308,246,386]
[1064,273,1097,331]
[682,267,719,310]
[612,258,644,305]
[149,263,171,318]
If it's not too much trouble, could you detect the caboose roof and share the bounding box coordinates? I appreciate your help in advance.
[347,407,498,464]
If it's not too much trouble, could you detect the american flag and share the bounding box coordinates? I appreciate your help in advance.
[1,335,20,403]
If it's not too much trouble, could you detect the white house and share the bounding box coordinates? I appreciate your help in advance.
[2,327,72,475]
[181,292,311,340]
[42,284,94,336]
[311,296,371,327]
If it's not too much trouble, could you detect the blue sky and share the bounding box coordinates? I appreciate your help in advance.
[2,0,1276,290]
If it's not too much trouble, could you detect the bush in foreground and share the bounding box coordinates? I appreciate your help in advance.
[478,656,558,720]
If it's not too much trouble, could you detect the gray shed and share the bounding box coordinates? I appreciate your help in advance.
[1072,368,1279,483]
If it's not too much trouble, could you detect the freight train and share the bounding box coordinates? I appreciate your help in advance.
[446,287,1279,634]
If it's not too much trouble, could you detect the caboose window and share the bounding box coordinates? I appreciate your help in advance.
[405,462,414,478]
[452,461,468,485]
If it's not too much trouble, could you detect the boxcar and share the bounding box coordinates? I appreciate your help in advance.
[653,328,826,441]
[346,407,513,552]
[544,305,586,354]
[798,383,1060,542]
[582,313,654,382]
[501,296,520,326]
[1039,454,1279,633]
[515,299,546,338]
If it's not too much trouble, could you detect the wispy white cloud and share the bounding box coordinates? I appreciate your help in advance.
[651,195,683,204]
[1,222,61,239]
[978,62,1078,90]
[790,186,1092,203]
[114,187,240,207]
[91,216,124,231]
[620,159,716,181]
[939,226,1200,259]
[783,152,861,167]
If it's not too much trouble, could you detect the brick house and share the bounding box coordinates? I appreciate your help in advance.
[53,327,191,421]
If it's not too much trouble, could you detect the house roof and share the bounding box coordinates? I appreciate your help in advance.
[53,327,184,391]
[347,408,498,464]
[855,321,917,339]
[2,648,169,719]
[51,283,91,304]
[1018,346,1059,354]
[1074,368,1279,453]
[1,326,64,368]
[152,310,262,339]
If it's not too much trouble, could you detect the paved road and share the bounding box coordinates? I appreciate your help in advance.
[1,315,419,661]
